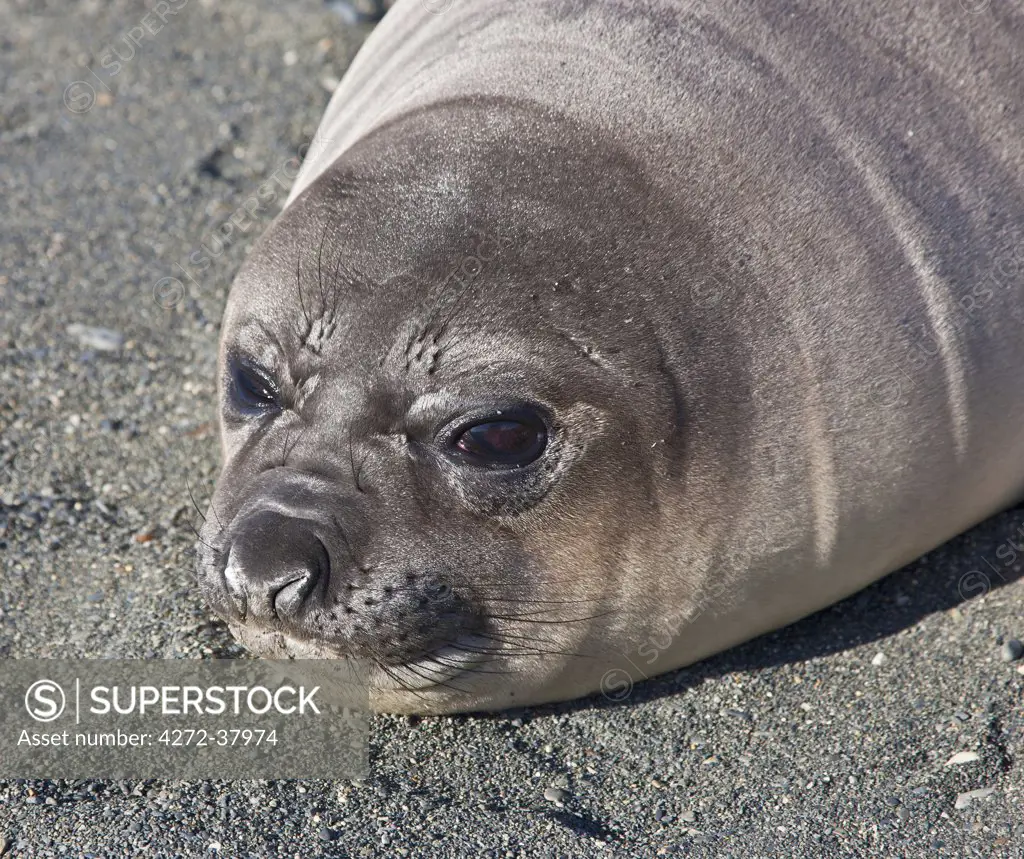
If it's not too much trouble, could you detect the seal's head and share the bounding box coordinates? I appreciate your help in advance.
[195,100,747,713]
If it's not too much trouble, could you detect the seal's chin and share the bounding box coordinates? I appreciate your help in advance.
[226,624,492,694]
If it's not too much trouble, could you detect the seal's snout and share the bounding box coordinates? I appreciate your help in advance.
[198,472,479,674]
[221,509,327,624]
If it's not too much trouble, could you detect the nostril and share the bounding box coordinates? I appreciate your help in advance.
[271,572,318,619]
[218,518,330,623]
[269,535,329,620]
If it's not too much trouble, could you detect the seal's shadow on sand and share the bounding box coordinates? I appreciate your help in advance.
[527,503,1024,717]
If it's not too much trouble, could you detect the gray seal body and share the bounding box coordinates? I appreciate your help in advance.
[197,0,1024,713]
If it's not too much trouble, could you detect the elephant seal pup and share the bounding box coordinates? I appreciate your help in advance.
[195,0,1024,714]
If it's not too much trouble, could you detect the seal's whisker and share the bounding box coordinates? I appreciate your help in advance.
[331,235,360,323]
[396,659,475,695]
[315,223,329,317]
[476,596,605,607]
[470,574,599,589]
[483,606,586,621]
[441,639,551,662]
[329,513,369,572]
[176,559,207,583]
[295,256,314,344]
[474,630,598,661]
[187,520,221,554]
[184,474,208,525]
[375,663,433,702]
[428,654,517,677]
[485,609,618,626]
[430,281,475,343]
[186,473,226,537]
[282,425,308,467]
[379,659,474,696]
[280,428,292,468]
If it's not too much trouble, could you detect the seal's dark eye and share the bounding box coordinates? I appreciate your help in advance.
[229,358,280,414]
[451,412,547,467]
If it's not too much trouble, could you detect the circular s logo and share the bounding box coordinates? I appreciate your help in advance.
[867,375,902,408]
[153,276,185,309]
[957,570,990,602]
[63,81,96,114]
[25,679,66,722]
[421,0,455,13]
[600,668,634,702]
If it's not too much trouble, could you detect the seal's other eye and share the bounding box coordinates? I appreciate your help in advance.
[228,357,281,414]
[450,411,547,467]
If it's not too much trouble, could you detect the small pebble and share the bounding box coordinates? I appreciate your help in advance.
[1000,639,1023,662]
[871,652,887,667]
[897,807,910,823]
[680,810,697,824]
[0,836,9,856]
[954,787,995,810]
[945,751,980,766]
[66,324,124,352]
[319,825,337,841]
[543,787,569,806]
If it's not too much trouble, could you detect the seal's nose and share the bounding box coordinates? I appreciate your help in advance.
[221,509,327,622]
